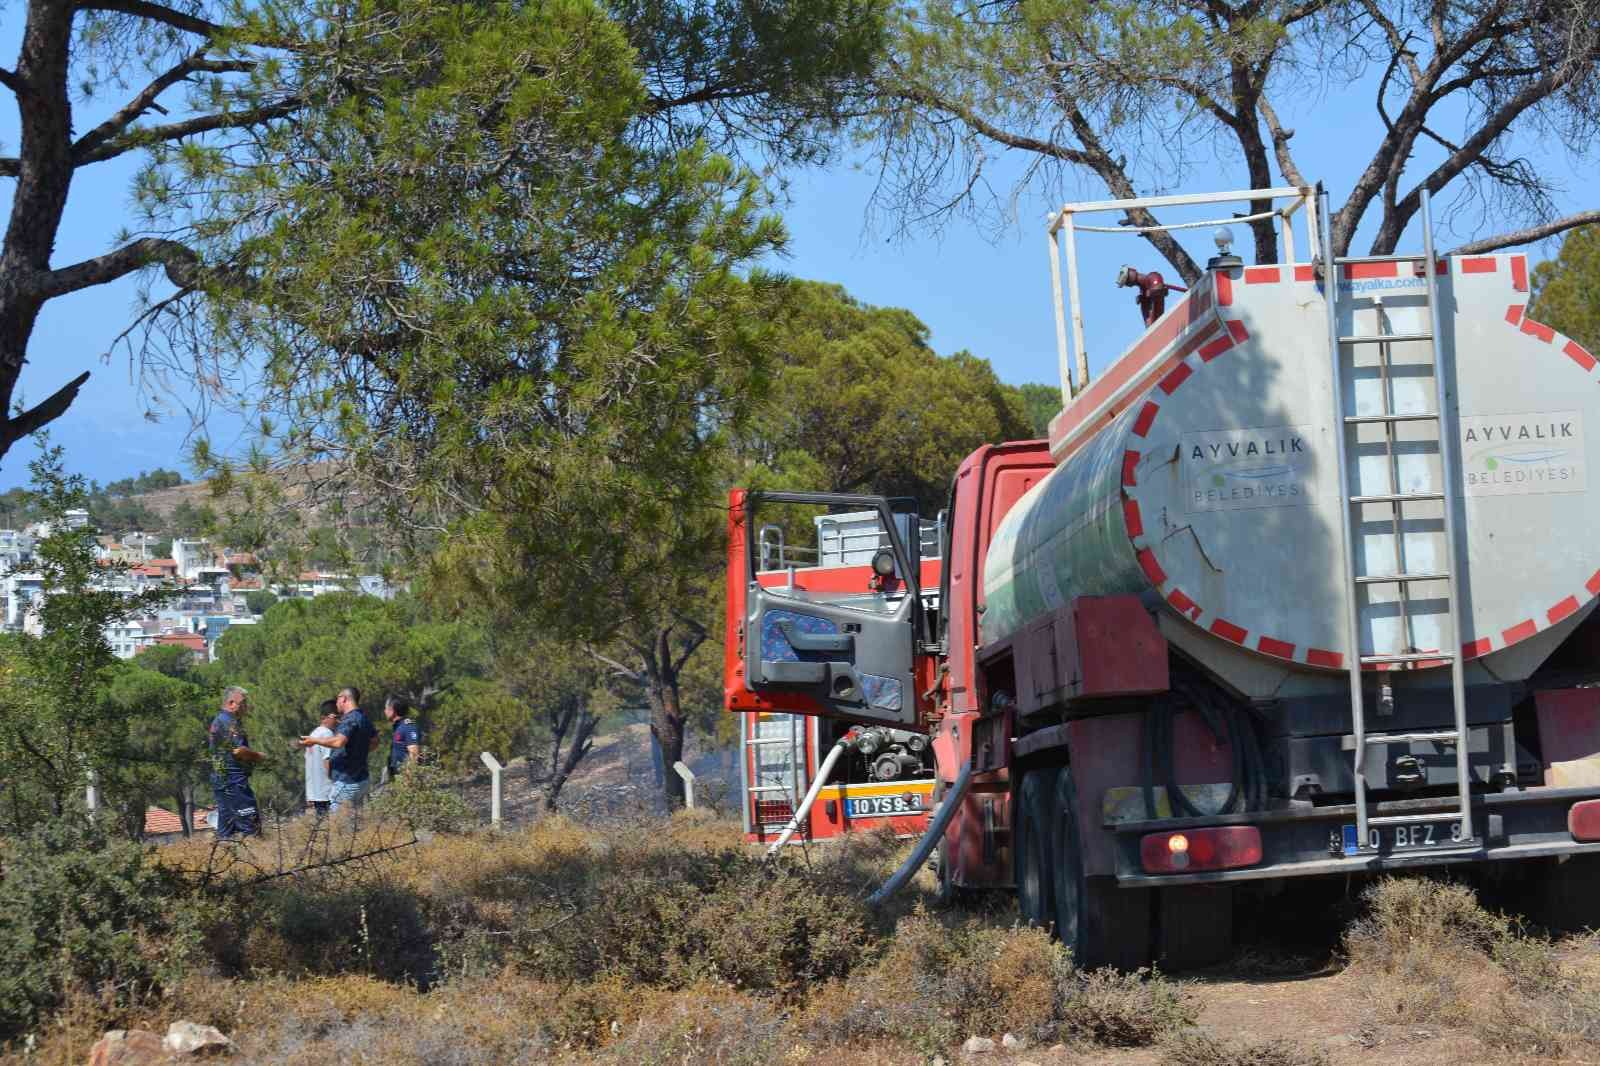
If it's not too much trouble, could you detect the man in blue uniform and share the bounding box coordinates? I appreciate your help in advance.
[383,695,421,780]
[299,685,377,813]
[209,686,265,838]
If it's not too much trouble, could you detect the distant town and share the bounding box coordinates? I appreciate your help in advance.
[0,503,396,659]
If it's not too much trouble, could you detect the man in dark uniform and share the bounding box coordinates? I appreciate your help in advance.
[209,686,265,838]
[383,695,421,780]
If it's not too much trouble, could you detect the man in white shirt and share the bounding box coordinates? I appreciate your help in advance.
[304,700,337,816]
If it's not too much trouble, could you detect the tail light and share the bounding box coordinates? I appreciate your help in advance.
[1569,799,1600,842]
[1140,826,1262,874]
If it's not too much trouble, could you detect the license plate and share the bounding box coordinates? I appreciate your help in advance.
[1340,820,1463,855]
[845,794,923,818]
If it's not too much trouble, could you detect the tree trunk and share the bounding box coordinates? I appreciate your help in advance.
[648,678,687,808]
[543,711,598,812]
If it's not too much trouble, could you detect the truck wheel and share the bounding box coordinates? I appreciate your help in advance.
[1051,764,1153,970]
[1015,769,1056,927]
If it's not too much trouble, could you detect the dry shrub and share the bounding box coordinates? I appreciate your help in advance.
[1057,966,1196,1047]
[801,906,1192,1052]
[1160,1029,1331,1066]
[1342,877,1513,1024]
[1344,876,1600,1057]
[601,983,793,1066]
[800,908,1058,1049]
[507,835,873,997]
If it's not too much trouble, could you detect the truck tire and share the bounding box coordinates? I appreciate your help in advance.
[1015,769,1056,927]
[1050,764,1153,971]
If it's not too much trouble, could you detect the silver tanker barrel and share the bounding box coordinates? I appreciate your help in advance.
[983,253,1600,700]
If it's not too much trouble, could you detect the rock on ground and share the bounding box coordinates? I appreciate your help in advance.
[86,1030,168,1066]
[87,1022,233,1065]
[164,1021,232,1056]
[961,1035,996,1055]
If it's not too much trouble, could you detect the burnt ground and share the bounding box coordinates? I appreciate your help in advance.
[453,723,742,828]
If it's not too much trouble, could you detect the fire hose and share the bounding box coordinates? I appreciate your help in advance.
[764,736,853,857]
[868,758,972,908]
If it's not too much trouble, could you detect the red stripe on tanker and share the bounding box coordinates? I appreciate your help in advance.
[981,256,1600,700]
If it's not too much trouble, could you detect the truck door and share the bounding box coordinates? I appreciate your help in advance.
[739,491,924,728]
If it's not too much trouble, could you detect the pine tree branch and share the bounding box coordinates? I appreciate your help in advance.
[41,237,201,297]
[0,370,92,448]
[1449,211,1600,255]
[73,52,254,162]
[77,0,223,37]
[1257,95,1306,186]
[75,99,301,167]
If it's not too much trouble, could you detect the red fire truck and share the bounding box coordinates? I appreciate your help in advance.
[736,509,942,845]
[725,184,1600,969]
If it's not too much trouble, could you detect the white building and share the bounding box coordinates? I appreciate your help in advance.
[3,572,44,630]
[104,620,155,659]
[173,539,214,581]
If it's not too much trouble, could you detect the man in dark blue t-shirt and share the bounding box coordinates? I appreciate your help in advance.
[209,686,266,838]
[384,695,421,780]
[298,685,377,813]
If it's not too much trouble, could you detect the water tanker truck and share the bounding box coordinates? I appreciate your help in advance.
[724,185,1600,969]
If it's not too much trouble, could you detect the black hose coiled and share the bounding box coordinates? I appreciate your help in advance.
[1142,680,1268,819]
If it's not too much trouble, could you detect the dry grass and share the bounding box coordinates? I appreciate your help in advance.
[1344,877,1600,1059]
[3,808,1207,1065]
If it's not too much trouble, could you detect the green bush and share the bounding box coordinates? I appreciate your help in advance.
[0,819,197,1041]
[369,763,475,833]
[521,843,873,998]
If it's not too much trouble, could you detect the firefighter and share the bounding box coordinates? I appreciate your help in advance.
[383,695,421,780]
[209,686,266,839]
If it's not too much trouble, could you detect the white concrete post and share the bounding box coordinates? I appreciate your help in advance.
[479,752,503,825]
[85,769,98,813]
[673,760,696,808]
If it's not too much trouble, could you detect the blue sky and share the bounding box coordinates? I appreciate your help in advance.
[2,22,1593,491]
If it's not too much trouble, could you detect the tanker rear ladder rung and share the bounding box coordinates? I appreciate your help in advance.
[1364,729,1460,745]
[744,738,803,747]
[1345,412,1439,425]
[1348,491,1445,505]
[1368,812,1468,827]
[1354,570,1450,584]
[1360,652,1457,664]
[1340,332,1433,345]
[746,785,799,794]
[1320,184,1474,855]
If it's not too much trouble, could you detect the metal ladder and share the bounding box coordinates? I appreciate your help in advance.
[744,713,808,832]
[1318,187,1475,854]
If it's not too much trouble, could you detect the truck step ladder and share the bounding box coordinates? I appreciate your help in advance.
[1318,187,1475,854]
[744,713,808,836]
